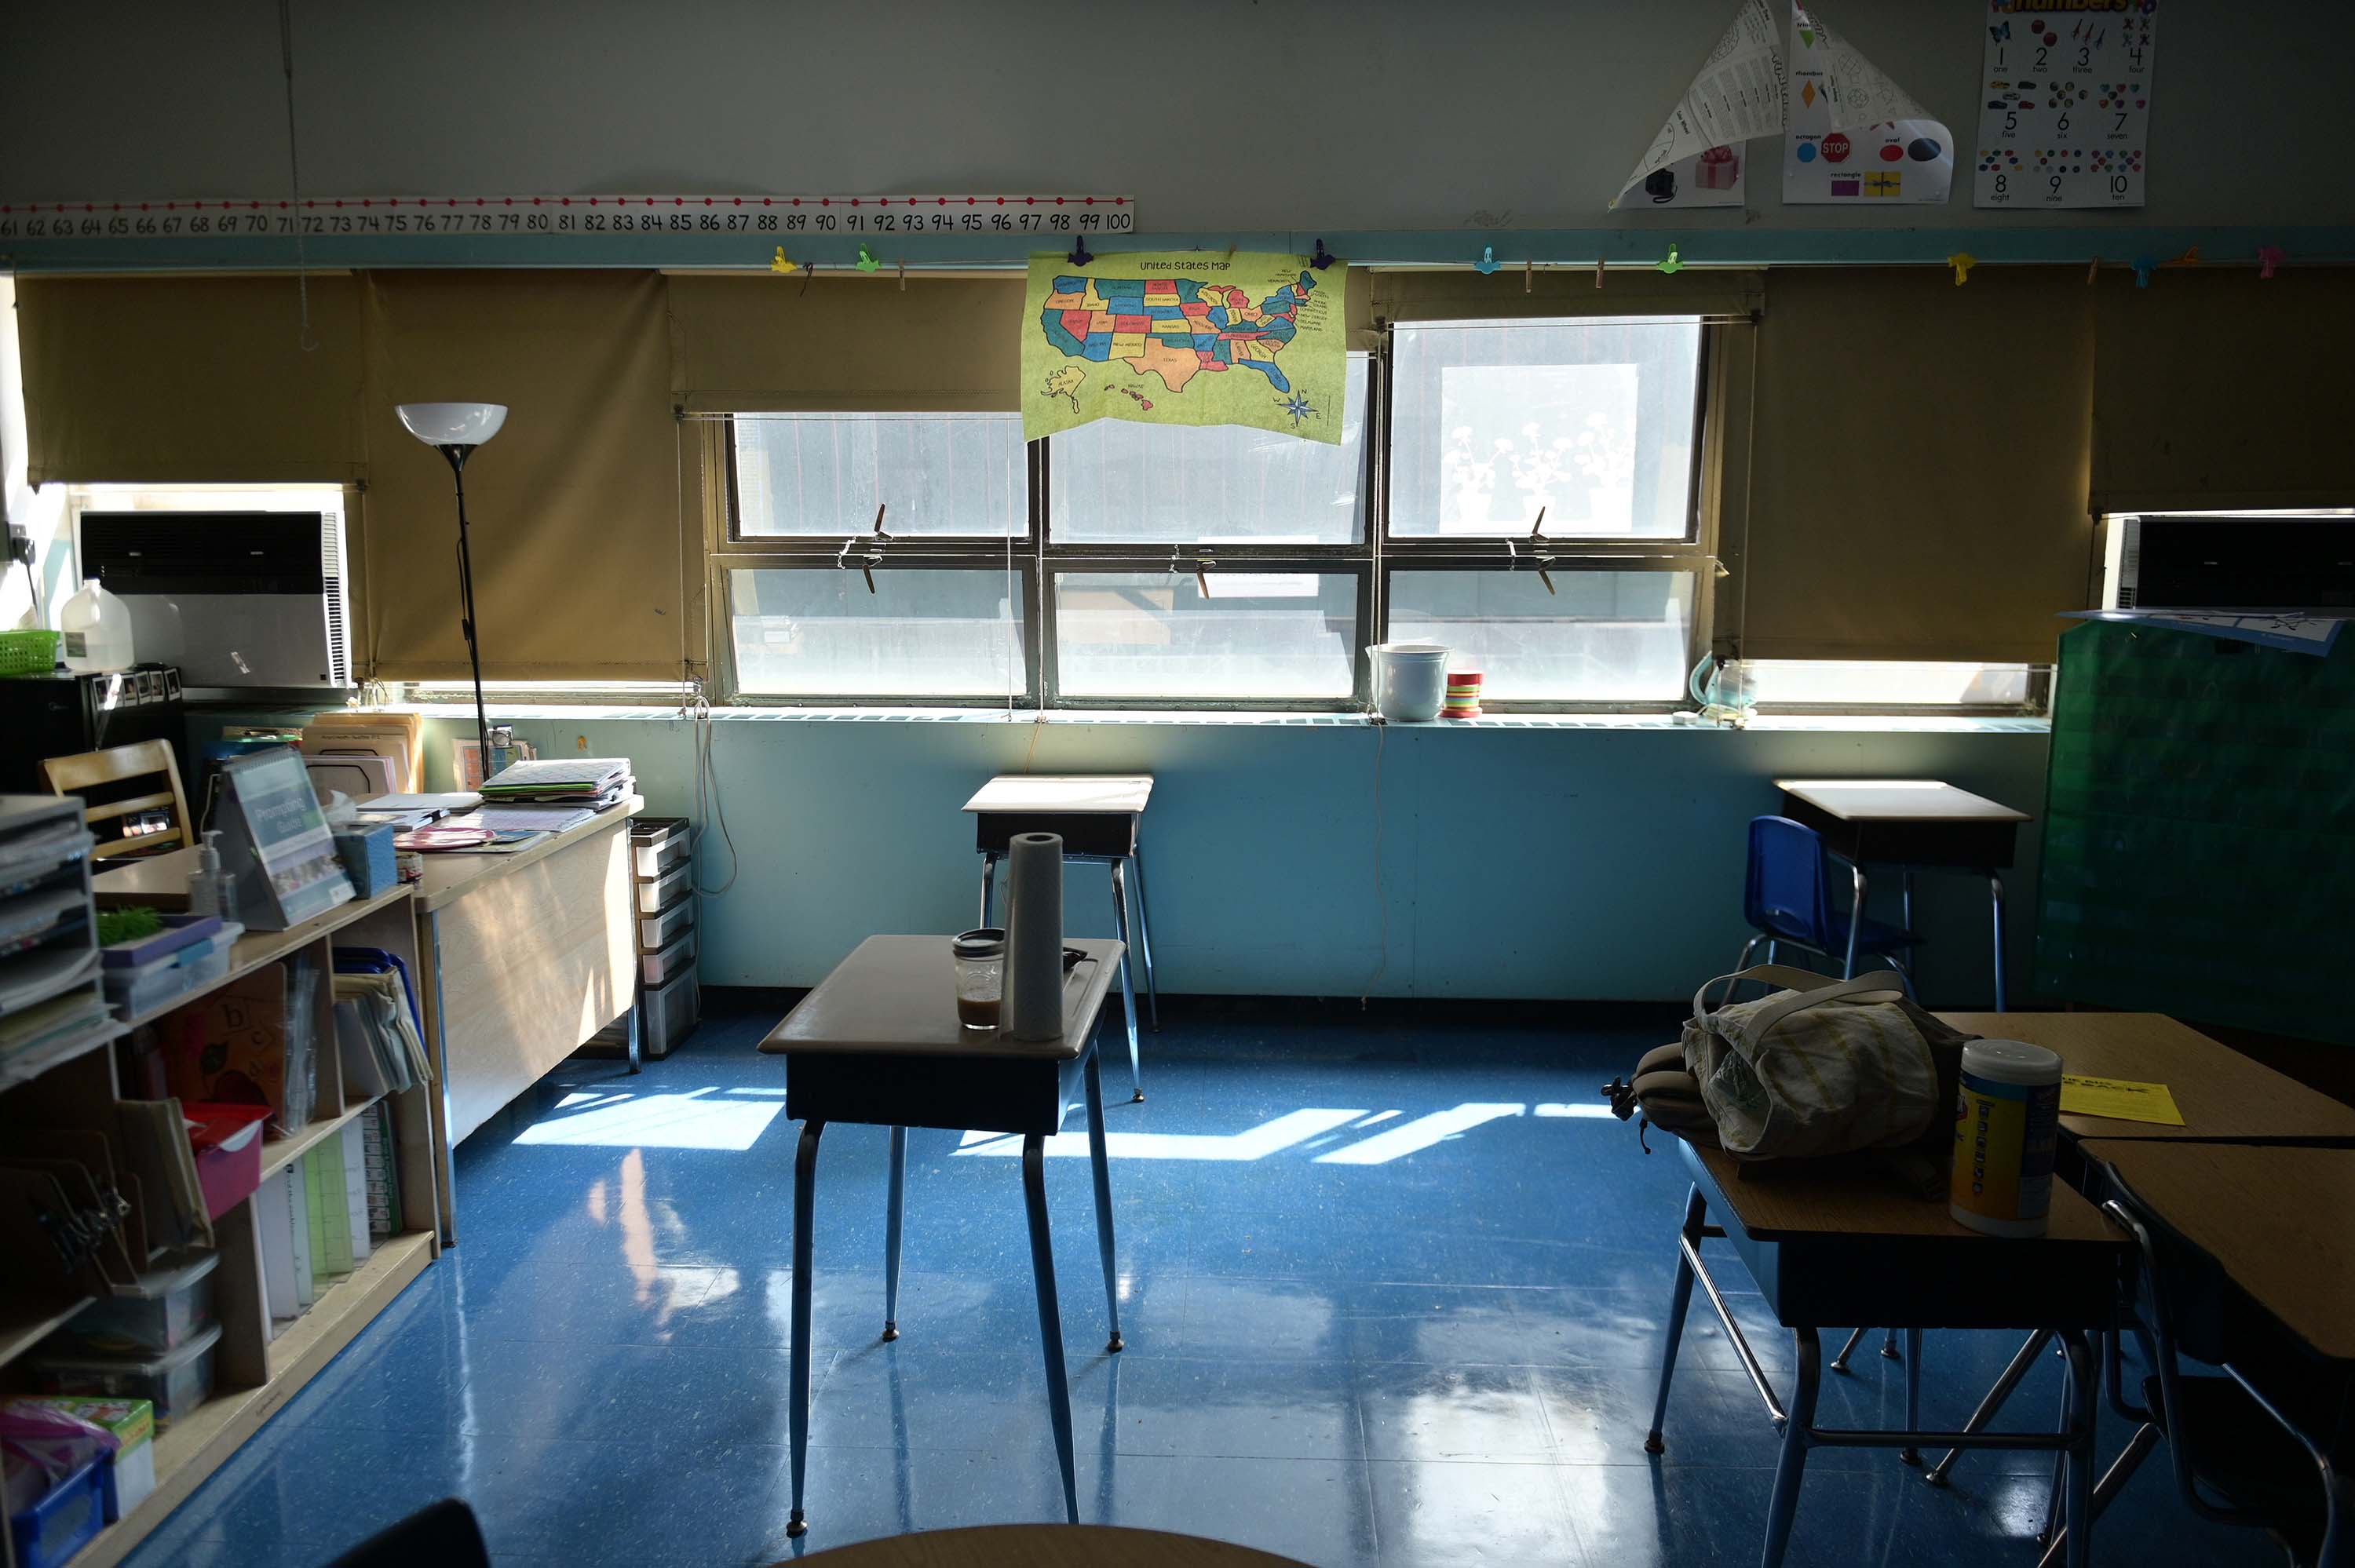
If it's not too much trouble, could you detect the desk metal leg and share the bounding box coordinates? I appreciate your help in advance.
[1900,1327,1923,1465]
[787,1120,825,1540]
[1023,1133,1080,1525]
[1830,1328,1869,1373]
[1842,864,1869,980]
[1645,1185,1707,1454]
[1126,851,1160,1032]
[1085,1048,1124,1354]
[1761,1326,1824,1568]
[978,851,998,929]
[1108,859,1144,1102]
[2060,1330,2097,1568]
[882,1125,906,1342]
[425,910,458,1248]
[624,997,642,1075]
[1989,873,2009,1012]
[1926,1328,2050,1486]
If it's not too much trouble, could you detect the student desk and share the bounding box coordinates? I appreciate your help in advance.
[2079,1141,2355,1561]
[1776,779,2031,1008]
[798,1525,1309,1566]
[413,801,641,1244]
[761,935,1130,1540]
[964,774,1156,1099]
[1648,1140,2125,1568]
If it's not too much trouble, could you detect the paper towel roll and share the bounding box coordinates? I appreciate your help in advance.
[1002,831,1065,1041]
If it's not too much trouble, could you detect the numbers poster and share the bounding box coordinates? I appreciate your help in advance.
[1975,1,2158,208]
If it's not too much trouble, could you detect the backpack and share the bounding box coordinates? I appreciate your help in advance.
[1604,965,1974,1176]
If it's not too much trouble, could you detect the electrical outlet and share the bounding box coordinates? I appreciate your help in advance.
[5,523,31,567]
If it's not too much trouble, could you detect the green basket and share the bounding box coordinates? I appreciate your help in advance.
[0,629,61,676]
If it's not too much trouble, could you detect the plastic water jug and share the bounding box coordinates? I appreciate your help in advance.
[1367,642,1450,722]
[59,578,135,673]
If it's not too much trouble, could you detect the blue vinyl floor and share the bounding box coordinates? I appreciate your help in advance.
[126,1002,2286,1568]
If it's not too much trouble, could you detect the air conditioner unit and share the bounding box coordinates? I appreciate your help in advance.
[78,508,353,688]
[2108,515,2355,614]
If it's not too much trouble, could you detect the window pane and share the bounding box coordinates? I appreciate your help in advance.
[732,413,1024,538]
[1386,570,1693,702]
[1388,319,1700,538]
[729,568,1023,696]
[1054,571,1357,699]
[1744,661,2039,707]
[1046,356,1368,544]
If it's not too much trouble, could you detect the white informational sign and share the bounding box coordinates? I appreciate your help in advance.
[0,195,1137,244]
[1974,2,2156,208]
[1784,1,1954,204]
[1612,0,1785,206]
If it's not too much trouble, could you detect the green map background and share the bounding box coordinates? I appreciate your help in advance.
[1020,250,1347,446]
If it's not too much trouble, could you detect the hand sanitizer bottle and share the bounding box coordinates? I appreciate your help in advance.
[187,830,238,922]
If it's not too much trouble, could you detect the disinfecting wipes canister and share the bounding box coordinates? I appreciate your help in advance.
[1950,1038,2064,1238]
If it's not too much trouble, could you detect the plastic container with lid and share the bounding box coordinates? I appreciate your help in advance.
[56,579,133,673]
[58,1253,220,1358]
[30,1322,221,1430]
[1949,1038,2065,1238]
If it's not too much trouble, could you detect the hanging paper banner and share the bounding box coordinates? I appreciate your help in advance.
[1612,0,1786,208]
[1784,2,1954,204]
[1974,1,2157,209]
[1021,252,1345,445]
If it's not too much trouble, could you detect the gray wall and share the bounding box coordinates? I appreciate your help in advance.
[4,1,2337,234]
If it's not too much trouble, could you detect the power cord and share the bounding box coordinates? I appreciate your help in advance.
[682,672,739,896]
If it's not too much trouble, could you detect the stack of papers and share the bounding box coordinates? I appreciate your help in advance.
[480,757,634,810]
[332,950,431,1095]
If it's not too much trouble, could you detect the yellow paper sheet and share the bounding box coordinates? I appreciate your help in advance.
[2059,1074,2186,1127]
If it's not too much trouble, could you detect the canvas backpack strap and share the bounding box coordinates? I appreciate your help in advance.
[1692,964,1899,1020]
[1740,969,1910,1041]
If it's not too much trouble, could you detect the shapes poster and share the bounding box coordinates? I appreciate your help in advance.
[1021,253,1345,446]
[1783,1,1955,204]
[1975,1,2157,208]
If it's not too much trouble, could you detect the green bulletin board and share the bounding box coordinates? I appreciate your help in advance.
[2036,621,2355,1043]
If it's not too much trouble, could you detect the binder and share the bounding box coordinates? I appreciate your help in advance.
[341,1121,372,1264]
[254,1169,298,1326]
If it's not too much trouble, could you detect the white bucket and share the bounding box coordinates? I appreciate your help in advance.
[1367,642,1450,721]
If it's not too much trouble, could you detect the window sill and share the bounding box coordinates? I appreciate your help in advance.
[367,700,2049,735]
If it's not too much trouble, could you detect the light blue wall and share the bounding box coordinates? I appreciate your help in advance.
[240,710,2047,1006]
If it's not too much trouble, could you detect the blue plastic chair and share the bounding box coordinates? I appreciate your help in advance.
[1736,815,1921,994]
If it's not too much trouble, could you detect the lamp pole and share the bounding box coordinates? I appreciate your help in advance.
[436,443,492,771]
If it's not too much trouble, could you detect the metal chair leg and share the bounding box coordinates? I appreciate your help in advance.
[786,1120,825,1540]
[1646,1185,1707,1454]
[1760,1326,1823,1568]
[1882,1327,1901,1360]
[2060,1331,2096,1568]
[1900,1326,1923,1465]
[882,1125,906,1341]
[1843,863,1870,980]
[978,851,998,929]
[1989,873,2009,1013]
[2036,1422,2162,1568]
[1927,1329,2051,1486]
[1108,859,1143,1102]
[1126,851,1159,1032]
[1022,1133,1080,1525]
[1829,1327,1871,1373]
[1085,1046,1124,1353]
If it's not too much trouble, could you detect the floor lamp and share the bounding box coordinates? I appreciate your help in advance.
[396,402,506,780]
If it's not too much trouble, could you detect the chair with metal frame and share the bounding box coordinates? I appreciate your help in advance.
[1735,815,1923,997]
[41,738,195,860]
[2032,1197,2344,1568]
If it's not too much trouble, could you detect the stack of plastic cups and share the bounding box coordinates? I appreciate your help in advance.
[1442,667,1484,718]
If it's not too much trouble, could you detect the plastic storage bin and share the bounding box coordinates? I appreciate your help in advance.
[630,817,690,881]
[641,926,696,986]
[100,922,240,1016]
[6,1452,106,1568]
[635,862,691,916]
[30,1322,221,1431]
[64,1253,220,1357]
[637,898,693,954]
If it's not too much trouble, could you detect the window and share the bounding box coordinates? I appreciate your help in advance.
[1741,661,2046,713]
[712,324,1720,711]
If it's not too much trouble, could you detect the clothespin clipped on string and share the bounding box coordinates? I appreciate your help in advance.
[896,256,907,291]
[1656,243,1683,275]
[1474,246,1499,275]
[769,247,800,275]
[2086,257,2102,285]
[2163,245,2200,269]
[855,244,882,273]
[2130,253,2158,288]
[1524,258,1534,294]
[1311,238,1336,270]
[2258,244,2287,279]
[1947,251,1977,286]
[1594,258,1605,290]
[1068,235,1094,268]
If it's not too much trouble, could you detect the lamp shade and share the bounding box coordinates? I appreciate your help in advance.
[396,402,507,447]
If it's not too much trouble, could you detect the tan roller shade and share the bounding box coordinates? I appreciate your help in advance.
[360,270,688,682]
[1742,267,2094,663]
[1371,266,1763,322]
[669,275,1022,412]
[17,275,366,486]
[2090,268,2355,513]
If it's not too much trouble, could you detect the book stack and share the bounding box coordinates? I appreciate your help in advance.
[478,757,635,811]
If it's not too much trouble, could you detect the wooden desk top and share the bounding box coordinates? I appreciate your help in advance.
[2082,1140,2355,1363]
[414,799,640,913]
[1937,1012,2355,1143]
[1775,779,2031,823]
[962,775,1153,815]
[798,1525,1306,1567]
[762,935,1124,1061]
[1693,1143,2121,1247]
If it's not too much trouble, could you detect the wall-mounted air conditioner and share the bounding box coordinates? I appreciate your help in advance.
[77,506,354,687]
[2107,514,2355,614]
